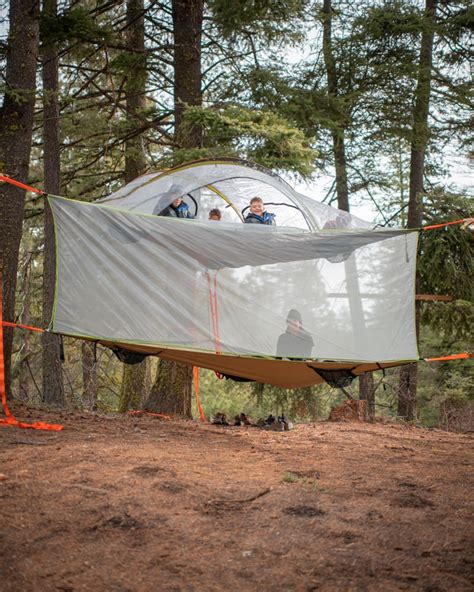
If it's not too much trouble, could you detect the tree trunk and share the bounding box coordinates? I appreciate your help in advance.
[173,0,203,149]
[0,0,40,399]
[82,341,98,411]
[359,373,375,420]
[16,254,33,399]
[119,360,148,413]
[398,363,418,420]
[322,0,349,212]
[398,0,437,420]
[42,0,65,407]
[118,0,149,412]
[123,0,147,183]
[145,0,203,418]
[144,360,192,417]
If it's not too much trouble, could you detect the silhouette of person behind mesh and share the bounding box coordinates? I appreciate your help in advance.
[276,309,314,359]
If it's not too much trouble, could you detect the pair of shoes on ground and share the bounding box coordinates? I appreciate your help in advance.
[256,414,293,431]
[211,412,230,426]
[211,412,293,431]
[210,412,252,426]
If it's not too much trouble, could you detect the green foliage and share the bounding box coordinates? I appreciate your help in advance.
[111,52,148,93]
[416,325,473,430]
[419,191,473,302]
[356,1,423,39]
[422,300,473,344]
[250,382,330,420]
[40,7,114,48]
[191,370,254,419]
[191,368,334,422]
[209,0,306,41]
[174,104,316,176]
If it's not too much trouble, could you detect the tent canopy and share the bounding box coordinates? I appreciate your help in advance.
[98,158,370,230]
[48,161,419,387]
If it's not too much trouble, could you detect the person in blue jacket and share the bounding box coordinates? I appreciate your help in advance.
[157,196,194,219]
[244,196,275,225]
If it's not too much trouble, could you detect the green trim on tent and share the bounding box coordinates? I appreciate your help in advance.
[50,327,420,365]
[49,196,61,332]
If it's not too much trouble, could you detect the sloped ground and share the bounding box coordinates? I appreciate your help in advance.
[1,405,473,592]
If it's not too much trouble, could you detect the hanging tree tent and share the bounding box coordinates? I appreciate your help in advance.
[46,158,420,388]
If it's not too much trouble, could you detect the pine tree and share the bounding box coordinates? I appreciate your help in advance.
[0,0,40,398]
[42,0,65,407]
[118,0,150,414]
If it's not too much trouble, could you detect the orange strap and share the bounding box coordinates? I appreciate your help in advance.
[425,352,473,362]
[0,273,63,431]
[193,366,207,422]
[422,219,469,231]
[127,410,172,420]
[207,272,221,353]
[206,272,225,380]
[2,320,45,333]
[0,174,46,195]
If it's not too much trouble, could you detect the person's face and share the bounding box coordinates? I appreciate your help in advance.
[209,214,220,221]
[287,319,301,335]
[250,200,263,216]
[172,197,183,207]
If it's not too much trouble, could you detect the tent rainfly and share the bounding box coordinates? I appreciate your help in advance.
[49,158,419,388]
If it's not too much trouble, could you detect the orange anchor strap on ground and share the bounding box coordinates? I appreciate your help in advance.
[424,352,473,362]
[0,274,63,431]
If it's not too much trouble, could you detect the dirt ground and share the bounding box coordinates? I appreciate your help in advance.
[1,405,473,592]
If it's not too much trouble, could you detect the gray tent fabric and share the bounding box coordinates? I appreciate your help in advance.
[97,158,371,230]
[49,195,419,371]
[46,159,420,389]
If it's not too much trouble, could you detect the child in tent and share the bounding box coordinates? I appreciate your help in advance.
[276,309,314,359]
[157,195,194,219]
[208,208,222,221]
[244,197,275,225]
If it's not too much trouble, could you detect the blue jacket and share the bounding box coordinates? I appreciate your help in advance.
[158,202,194,219]
[244,211,275,225]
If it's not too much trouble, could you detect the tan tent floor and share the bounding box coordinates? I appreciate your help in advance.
[101,340,416,388]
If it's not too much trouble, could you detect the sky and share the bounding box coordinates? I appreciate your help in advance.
[290,157,473,226]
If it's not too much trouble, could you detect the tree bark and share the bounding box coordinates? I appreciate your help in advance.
[173,0,203,149]
[123,0,147,182]
[359,373,375,420]
[0,0,40,398]
[118,0,150,412]
[322,0,349,212]
[144,360,192,416]
[398,0,437,420]
[82,341,98,411]
[16,253,33,398]
[42,0,65,407]
[119,359,147,413]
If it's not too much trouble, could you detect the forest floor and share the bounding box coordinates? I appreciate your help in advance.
[1,405,473,592]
